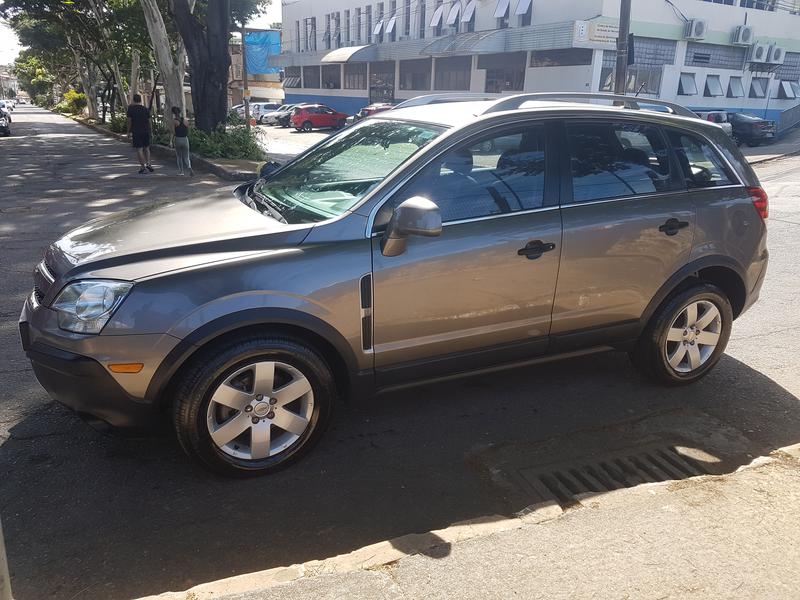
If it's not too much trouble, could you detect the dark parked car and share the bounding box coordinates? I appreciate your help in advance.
[276,105,304,128]
[291,104,349,131]
[0,110,10,136]
[20,93,768,476]
[727,112,776,147]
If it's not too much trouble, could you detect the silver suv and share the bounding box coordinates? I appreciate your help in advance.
[19,93,769,476]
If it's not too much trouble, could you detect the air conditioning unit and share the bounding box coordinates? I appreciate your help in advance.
[684,19,707,40]
[749,42,770,63]
[768,45,786,64]
[731,25,754,46]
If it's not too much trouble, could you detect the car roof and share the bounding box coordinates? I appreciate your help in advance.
[384,99,704,129]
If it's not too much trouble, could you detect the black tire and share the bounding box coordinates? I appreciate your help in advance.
[630,283,733,386]
[301,120,313,132]
[746,140,760,147]
[172,334,336,477]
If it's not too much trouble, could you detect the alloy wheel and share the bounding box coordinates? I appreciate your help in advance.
[206,360,314,460]
[664,300,722,373]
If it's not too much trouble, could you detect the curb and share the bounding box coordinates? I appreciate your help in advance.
[66,114,259,181]
[746,148,800,165]
[137,445,800,600]
[138,503,564,600]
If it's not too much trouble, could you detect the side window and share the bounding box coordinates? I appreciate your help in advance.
[566,121,678,203]
[667,130,734,189]
[390,124,548,223]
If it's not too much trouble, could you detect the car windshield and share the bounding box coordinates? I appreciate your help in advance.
[252,119,443,223]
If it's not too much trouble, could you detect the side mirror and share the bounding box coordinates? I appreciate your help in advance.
[259,160,282,180]
[381,197,442,257]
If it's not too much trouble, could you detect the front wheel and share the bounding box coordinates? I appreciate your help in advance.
[172,334,336,477]
[630,283,732,386]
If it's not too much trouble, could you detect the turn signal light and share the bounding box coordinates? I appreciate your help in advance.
[747,186,768,220]
[108,363,144,374]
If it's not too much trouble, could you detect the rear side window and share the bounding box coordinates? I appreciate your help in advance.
[666,130,734,189]
[566,122,679,203]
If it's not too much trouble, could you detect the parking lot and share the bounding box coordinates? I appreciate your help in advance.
[2,107,800,599]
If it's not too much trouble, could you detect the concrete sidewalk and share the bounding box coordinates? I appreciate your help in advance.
[145,446,800,600]
[740,126,800,164]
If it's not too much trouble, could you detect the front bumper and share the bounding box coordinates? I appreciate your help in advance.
[19,293,180,430]
[22,325,161,429]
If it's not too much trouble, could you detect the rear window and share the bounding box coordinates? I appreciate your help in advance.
[566,121,679,203]
[666,130,735,189]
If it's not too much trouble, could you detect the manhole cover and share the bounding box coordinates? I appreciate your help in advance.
[471,409,760,511]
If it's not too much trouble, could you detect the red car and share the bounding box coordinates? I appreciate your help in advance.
[291,104,349,132]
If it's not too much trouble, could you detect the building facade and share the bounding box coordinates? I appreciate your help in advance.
[271,0,800,128]
[230,36,285,106]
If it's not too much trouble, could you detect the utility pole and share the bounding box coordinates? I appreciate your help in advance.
[0,516,11,600]
[614,0,632,95]
[241,21,251,130]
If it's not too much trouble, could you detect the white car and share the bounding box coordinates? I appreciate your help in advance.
[695,111,734,138]
[259,104,296,125]
[234,102,281,122]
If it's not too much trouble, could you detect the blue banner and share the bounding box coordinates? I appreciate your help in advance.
[245,30,281,75]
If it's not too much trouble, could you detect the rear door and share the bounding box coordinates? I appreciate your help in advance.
[550,119,695,346]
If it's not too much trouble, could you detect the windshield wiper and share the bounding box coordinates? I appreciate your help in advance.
[250,188,288,224]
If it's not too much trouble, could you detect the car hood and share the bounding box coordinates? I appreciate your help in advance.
[51,194,310,274]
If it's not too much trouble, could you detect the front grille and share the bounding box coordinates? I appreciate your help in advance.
[32,253,59,306]
[33,286,44,303]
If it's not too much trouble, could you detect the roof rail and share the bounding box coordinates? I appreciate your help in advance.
[393,93,500,110]
[481,93,697,119]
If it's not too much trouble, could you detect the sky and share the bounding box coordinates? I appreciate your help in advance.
[0,3,282,67]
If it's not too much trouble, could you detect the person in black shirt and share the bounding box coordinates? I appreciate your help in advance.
[126,94,153,174]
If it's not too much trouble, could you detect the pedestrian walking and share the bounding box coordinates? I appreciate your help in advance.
[126,93,153,174]
[170,106,193,176]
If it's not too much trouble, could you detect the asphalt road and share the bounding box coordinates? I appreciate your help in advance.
[1,107,799,600]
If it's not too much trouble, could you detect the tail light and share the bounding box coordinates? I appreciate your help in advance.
[747,186,768,220]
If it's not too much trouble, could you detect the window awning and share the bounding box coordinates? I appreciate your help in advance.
[678,72,697,95]
[515,0,532,16]
[779,79,796,99]
[386,15,398,34]
[422,29,507,55]
[750,78,766,98]
[462,0,476,22]
[320,44,378,63]
[447,3,461,25]
[705,74,723,97]
[430,4,446,28]
[791,81,800,98]
[728,77,744,98]
[494,0,510,19]
[283,76,301,87]
[373,20,384,36]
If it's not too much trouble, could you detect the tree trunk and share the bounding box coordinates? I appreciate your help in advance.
[71,49,98,119]
[129,49,140,103]
[139,0,186,116]
[169,0,231,132]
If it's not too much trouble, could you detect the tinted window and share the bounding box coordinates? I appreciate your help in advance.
[395,124,547,223]
[566,122,677,203]
[667,130,734,188]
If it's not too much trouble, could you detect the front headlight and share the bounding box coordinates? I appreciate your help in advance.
[52,280,133,334]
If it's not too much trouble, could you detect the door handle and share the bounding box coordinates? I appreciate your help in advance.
[658,218,690,236]
[517,240,556,260]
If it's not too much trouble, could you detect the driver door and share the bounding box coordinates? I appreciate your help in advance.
[370,122,563,385]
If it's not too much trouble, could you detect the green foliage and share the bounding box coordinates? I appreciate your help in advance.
[187,125,265,161]
[54,100,71,113]
[64,90,88,113]
[34,93,53,108]
[13,52,54,98]
[109,114,128,133]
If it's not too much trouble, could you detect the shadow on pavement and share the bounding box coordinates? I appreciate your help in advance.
[1,351,798,600]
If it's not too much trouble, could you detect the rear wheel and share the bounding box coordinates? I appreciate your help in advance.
[302,120,313,132]
[746,140,760,147]
[172,334,336,477]
[630,283,732,386]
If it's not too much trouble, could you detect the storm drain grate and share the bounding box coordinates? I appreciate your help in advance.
[517,445,711,507]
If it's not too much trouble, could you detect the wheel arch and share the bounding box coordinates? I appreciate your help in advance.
[146,308,366,409]
[640,255,748,332]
